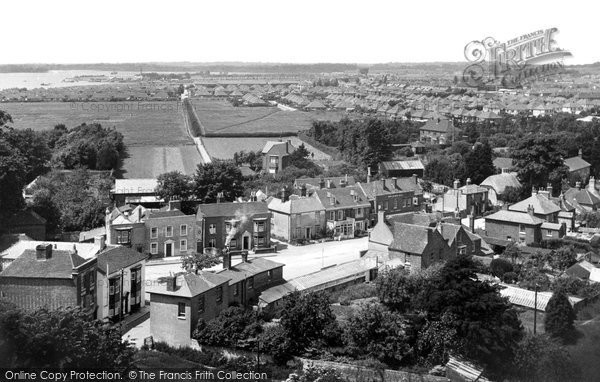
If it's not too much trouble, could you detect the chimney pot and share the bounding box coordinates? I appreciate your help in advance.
[36,244,52,260]
[413,173,418,184]
[392,177,398,189]
[166,275,178,292]
[241,251,248,263]
[466,178,471,185]
[94,235,106,251]
[223,251,232,270]
[453,179,460,190]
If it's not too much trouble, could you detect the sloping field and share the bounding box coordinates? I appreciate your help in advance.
[1,101,201,178]
[191,99,343,135]
[201,136,331,161]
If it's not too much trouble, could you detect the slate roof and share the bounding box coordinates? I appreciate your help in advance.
[313,186,370,210]
[564,187,600,207]
[484,210,545,225]
[564,156,591,172]
[97,246,147,276]
[149,272,231,298]
[389,222,433,254]
[420,118,455,133]
[387,212,438,227]
[268,196,324,215]
[499,284,582,311]
[197,202,270,218]
[261,141,294,154]
[295,176,356,189]
[509,194,561,215]
[147,209,186,219]
[217,257,284,286]
[379,160,424,172]
[0,249,90,279]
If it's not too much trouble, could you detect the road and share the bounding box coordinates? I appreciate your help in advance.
[144,237,369,284]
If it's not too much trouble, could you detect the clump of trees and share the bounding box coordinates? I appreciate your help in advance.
[424,141,494,187]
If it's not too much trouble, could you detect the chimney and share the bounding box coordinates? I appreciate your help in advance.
[546,183,553,197]
[469,212,475,232]
[531,187,537,196]
[351,189,357,202]
[466,178,471,185]
[217,192,224,203]
[367,167,372,183]
[94,235,106,251]
[327,179,332,189]
[527,204,535,216]
[300,184,307,197]
[35,244,52,260]
[413,173,418,184]
[453,179,460,190]
[588,177,596,193]
[241,251,248,263]
[166,275,178,292]
[326,191,335,206]
[579,148,583,158]
[576,181,581,190]
[392,177,398,189]
[223,252,232,270]
[319,177,326,189]
[377,209,386,224]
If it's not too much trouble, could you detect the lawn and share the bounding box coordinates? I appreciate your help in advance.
[192,99,343,135]
[201,136,332,160]
[1,101,201,178]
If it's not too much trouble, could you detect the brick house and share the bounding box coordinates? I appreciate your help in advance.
[484,209,545,245]
[564,150,591,183]
[294,176,356,193]
[196,202,271,251]
[437,223,482,257]
[262,140,295,175]
[268,195,326,241]
[509,190,561,222]
[96,246,147,322]
[388,222,454,270]
[0,244,97,317]
[357,176,424,226]
[145,202,197,257]
[217,252,284,307]
[105,205,147,252]
[312,186,371,238]
[434,179,489,217]
[149,272,231,347]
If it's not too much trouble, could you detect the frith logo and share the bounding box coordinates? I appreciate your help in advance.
[462,28,572,88]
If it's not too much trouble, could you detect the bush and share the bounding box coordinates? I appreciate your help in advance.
[503,271,518,283]
[193,306,260,347]
[328,283,377,305]
[545,290,576,341]
[490,258,513,278]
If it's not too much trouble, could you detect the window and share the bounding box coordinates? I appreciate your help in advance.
[268,270,273,281]
[407,198,412,206]
[208,238,216,247]
[458,245,467,255]
[229,238,237,248]
[519,224,526,234]
[234,283,239,296]
[384,201,389,210]
[254,220,265,233]
[198,295,205,314]
[150,227,158,239]
[178,303,186,318]
[295,227,302,239]
[166,226,173,237]
[329,211,335,221]
[180,224,188,236]
[257,237,266,245]
[209,224,216,235]
[116,229,131,245]
[356,208,363,218]
[393,199,398,209]
[248,277,254,289]
[546,229,553,237]
[337,210,344,220]
[269,156,279,165]
[216,286,223,304]
[150,243,158,254]
[180,239,187,252]
[412,197,418,206]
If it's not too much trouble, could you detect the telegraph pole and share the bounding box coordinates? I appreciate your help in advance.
[533,284,538,334]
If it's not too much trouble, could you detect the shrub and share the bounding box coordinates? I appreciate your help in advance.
[545,289,576,341]
[490,258,513,278]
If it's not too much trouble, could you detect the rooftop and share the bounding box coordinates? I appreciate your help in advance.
[509,193,561,215]
[484,210,545,225]
[197,201,270,219]
[97,246,147,276]
[218,257,285,286]
[112,178,158,195]
[0,248,92,279]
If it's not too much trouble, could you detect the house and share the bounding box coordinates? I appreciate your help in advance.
[563,181,600,212]
[111,178,163,207]
[493,157,514,174]
[262,140,295,175]
[564,149,591,183]
[419,118,458,145]
[312,186,371,238]
[378,159,425,178]
[508,190,561,222]
[434,179,489,217]
[0,244,97,317]
[105,205,147,252]
[4,209,47,240]
[565,260,600,283]
[480,172,522,206]
[145,201,197,257]
[268,195,326,241]
[196,201,271,251]
[437,223,482,257]
[217,252,284,307]
[149,271,231,347]
[357,176,423,226]
[484,209,545,245]
[96,245,147,322]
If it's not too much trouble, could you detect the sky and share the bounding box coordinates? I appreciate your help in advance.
[2,0,598,65]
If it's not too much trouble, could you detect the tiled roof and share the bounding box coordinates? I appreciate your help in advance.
[148,272,231,298]
[485,210,545,225]
[197,201,270,218]
[564,156,591,172]
[387,212,438,227]
[493,157,514,170]
[218,257,284,286]
[261,141,294,154]
[295,176,356,189]
[313,186,370,209]
[268,196,324,215]
[509,194,561,215]
[379,160,424,172]
[499,284,582,311]
[0,249,90,279]
[147,209,186,219]
[420,118,455,133]
[97,246,147,275]
[564,188,600,206]
[389,222,433,254]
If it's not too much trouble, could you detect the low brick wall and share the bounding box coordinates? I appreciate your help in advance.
[296,358,448,382]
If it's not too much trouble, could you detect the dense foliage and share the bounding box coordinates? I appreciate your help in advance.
[545,289,576,341]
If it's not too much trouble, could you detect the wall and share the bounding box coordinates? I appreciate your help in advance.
[146,215,197,257]
[0,277,77,311]
[150,293,193,347]
[270,211,291,240]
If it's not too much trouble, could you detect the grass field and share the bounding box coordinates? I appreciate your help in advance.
[201,136,332,161]
[1,101,202,178]
[192,99,343,135]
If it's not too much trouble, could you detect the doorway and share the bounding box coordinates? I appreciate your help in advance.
[165,242,173,257]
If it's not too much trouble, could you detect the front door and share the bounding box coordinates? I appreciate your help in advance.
[306,227,311,239]
[243,236,250,250]
[165,242,173,257]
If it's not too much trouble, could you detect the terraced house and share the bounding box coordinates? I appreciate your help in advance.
[268,194,326,241]
[145,201,197,257]
[312,186,371,239]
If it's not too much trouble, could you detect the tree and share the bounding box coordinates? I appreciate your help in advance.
[498,185,526,204]
[545,289,576,341]
[417,312,465,367]
[193,161,244,203]
[514,334,580,381]
[280,291,337,354]
[464,141,494,184]
[193,306,259,347]
[156,171,194,201]
[502,242,523,264]
[181,251,221,274]
[343,302,409,366]
[287,365,344,382]
[490,258,514,279]
[549,246,577,271]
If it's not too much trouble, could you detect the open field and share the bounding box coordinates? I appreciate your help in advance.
[191,99,343,135]
[1,101,202,178]
[201,136,332,160]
